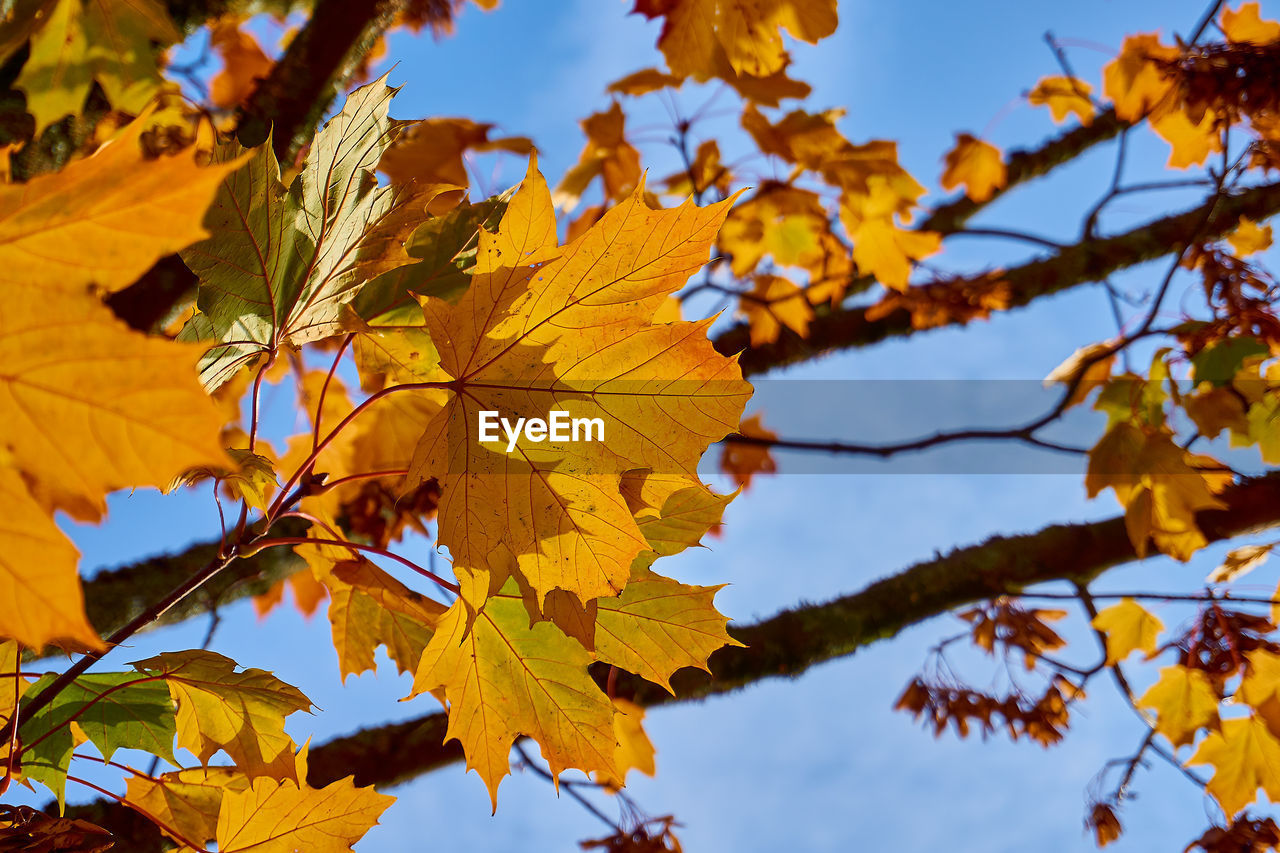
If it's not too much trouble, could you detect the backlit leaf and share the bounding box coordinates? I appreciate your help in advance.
[1090,598,1163,664]
[132,650,312,779]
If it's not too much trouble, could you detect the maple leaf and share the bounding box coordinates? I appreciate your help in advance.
[0,470,100,651]
[1103,33,1179,122]
[171,448,278,516]
[721,412,777,489]
[1028,76,1095,125]
[1238,649,1280,740]
[16,0,181,132]
[1086,424,1231,560]
[741,105,926,211]
[125,766,251,849]
[1151,107,1221,169]
[411,584,620,806]
[1136,665,1220,748]
[402,156,750,613]
[214,747,394,853]
[132,650,312,779]
[626,473,735,556]
[1189,715,1280,818]
[1221,2,1280,44]
[741,273,813,345]
[378,116,533,193]
[598,698,656,791]
[554,102,643,211]
[635,0,836,81]
[0,287,228,523]
[1089,598,1163,664]
[1228,216,1274,256]
[1087,803,1123,848]
[1044,341,1116,410]
[662,139,733,199]
[840,177,941,291]
[323,560,446,681]
[0,112,244,295]
[608,67,685,96]
[718,182,830,277]
[209,17,274,109]
[595,572,742,692]
[181,79,452,390]
[940,133,1007,202]
[1208,544,1273,584]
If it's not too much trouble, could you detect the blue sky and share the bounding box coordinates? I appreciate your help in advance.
[25,0,1280,850]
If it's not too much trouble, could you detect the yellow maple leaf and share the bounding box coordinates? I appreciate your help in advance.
[718,182,829,277]
[0,112,245,294]
[0,470,101,651]
[406,157,750,612]
[940,133,1007,202]
[215,747,394,853]
[841,177,942,291]
[209,17,274,109]
[323,561,445,681]
[379,116,533,198]
[636,0,836,81]
[622,472,734,557]
[1222,2,1280,43]
[597,698,656,791]
[554,102,643,211]
[0,287,228,522]
[125,766,250,850]
[1238,649,1280,740]
[411,588,620,807]
[741,274,813,345]
[1189,715,1280,818]
[1228,216,1274,256]
[1044,341,1116,410]
[742,105,926,212]
[132,650,313,780]
[1028,76,1095,125]
[1103,33,1179,122]
[1086,424,1230,560]
[1090,598,1163,664]
[1208,544,1273,584]
[1136,665,1220,748]
[662,139,734,199]
[1151,107,1221,169]
[596,573,742,692]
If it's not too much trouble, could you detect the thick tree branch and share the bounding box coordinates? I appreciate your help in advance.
[719,179,1280,376]
[67,471,1280,847]
[64,517,308,650]
[235,0,399,161]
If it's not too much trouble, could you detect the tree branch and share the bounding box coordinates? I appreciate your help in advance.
[66,471,1280,847]
[235,0,399,161]
[720,179,1280,376]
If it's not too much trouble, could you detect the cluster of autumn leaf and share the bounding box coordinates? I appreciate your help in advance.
[5,0,1280,848]
[0,57,757,846]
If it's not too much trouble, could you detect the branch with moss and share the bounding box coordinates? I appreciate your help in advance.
[65,470,1280,848]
